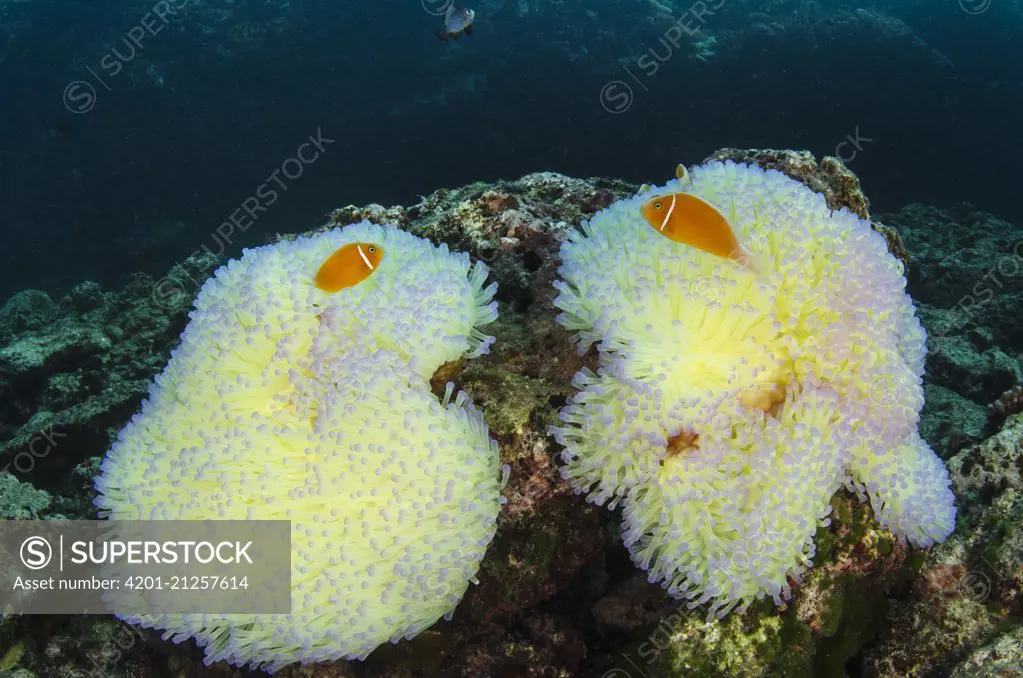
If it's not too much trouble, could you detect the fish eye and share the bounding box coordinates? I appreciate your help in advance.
[368,247,376,253]
[654,202,662,210]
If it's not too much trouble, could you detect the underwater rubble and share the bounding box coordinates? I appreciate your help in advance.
[0,149,1021,677]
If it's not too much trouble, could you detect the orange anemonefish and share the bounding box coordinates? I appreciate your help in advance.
[640,192,756,270]
[314,242,383,292]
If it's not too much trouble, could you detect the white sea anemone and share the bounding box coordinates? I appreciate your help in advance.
[94,221,504,671]
[552,161,955,616]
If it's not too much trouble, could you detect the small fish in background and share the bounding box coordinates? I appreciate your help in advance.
[437,4,475,41]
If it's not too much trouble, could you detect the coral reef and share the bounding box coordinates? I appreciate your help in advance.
[949,625,1023,677]
[1,148,1020,677]
[990,385,1023,430]
[0,474,51,520]
[862,412,1023,677]
[0,258,212,496]
[880,201,1023,456]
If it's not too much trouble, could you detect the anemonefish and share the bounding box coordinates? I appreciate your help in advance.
[314,242,383,292]
[640,192,759,272]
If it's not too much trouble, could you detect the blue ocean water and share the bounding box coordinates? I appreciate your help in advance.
[0,0,1019,299]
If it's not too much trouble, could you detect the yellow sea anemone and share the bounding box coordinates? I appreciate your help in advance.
[551,161,955,617]
[94,221,505,671]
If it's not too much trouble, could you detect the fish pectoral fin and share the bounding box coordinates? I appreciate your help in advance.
[464,24,473,35]
[436,29,449,41]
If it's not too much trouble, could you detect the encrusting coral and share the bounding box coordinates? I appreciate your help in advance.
[93,221,507,672]
[551,160,956,617]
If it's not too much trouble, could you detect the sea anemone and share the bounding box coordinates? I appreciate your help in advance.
[94,221,505,671]
[551,161,955,616]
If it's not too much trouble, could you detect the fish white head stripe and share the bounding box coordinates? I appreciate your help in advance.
[660,194,676,233]
[356,244,374,269]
